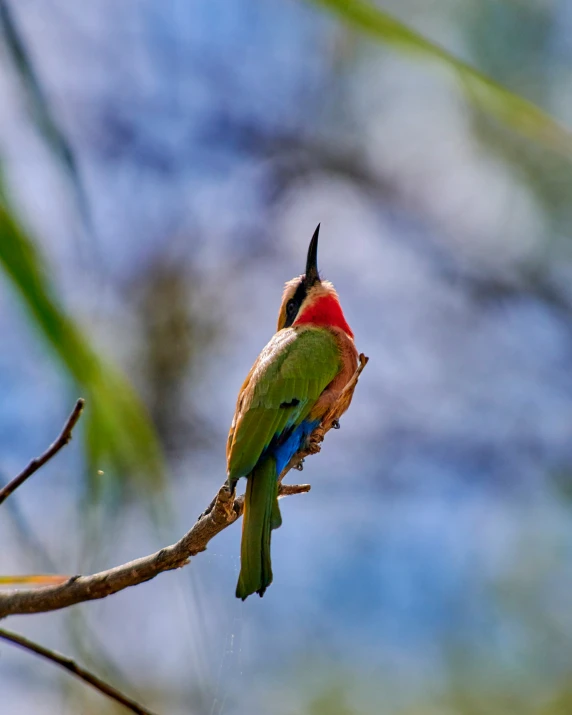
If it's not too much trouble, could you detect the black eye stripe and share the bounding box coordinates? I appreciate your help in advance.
[283,279,307,327]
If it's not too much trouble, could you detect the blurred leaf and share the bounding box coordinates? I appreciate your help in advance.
[0,187,165,496]
[0,575,68,586]
[311,0,572,157]
[0,0,91,226]
[0,2,164,499]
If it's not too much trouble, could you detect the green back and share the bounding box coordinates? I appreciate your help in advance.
[228,326,341,480]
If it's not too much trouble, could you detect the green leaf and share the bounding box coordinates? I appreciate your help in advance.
[311,0,572,157]
[0,189,165,496]
[0,0,91,226]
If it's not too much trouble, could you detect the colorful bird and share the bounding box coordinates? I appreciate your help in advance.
[227,225,359,600]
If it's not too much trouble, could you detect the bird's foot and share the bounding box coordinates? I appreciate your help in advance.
[306,429,325,454]
[294,459,305,472]
[217,483,237,521]
[199,482,237,522]
[332,419,341,430]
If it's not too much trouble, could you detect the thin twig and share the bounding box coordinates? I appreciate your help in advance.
[0,627,158,715]
[0,398,84,506]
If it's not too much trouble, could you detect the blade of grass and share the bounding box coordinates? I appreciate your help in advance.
[0,575,69,586]
[0,0,91,226]
[0,188,165,495]
[311,0,572,157]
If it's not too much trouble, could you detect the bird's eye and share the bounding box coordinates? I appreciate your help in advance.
[286,299,297,318]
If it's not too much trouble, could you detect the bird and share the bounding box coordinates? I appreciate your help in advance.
[226,224,359,600]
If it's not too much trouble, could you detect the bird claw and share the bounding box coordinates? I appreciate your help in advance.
[332,419,341,430]
[307,435,323,454]
[218,485,237,521]
[294,459,305,471]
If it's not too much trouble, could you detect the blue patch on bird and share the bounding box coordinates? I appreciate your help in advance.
[272,418,320,477]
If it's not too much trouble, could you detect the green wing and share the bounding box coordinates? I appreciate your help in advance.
[227,327,341,480]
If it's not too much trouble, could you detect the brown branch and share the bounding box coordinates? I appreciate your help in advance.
[0,482,310,619]
[0,398,85,506]
[0,627,158,715]
[0,354,367,620]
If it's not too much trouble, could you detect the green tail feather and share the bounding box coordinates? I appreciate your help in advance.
[236,457,282,600]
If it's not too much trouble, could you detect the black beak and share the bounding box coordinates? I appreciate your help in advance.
[305,224,321,285]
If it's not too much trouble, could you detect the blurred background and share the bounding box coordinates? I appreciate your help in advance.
[2,0,572,713]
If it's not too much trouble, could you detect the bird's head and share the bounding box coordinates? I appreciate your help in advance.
[277,224,354,338]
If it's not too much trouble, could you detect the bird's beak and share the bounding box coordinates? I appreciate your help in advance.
[305,224,321,285]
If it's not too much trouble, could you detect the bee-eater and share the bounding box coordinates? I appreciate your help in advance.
[227,225,358,600]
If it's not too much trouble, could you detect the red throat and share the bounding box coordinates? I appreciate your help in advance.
[294,294,354,338]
